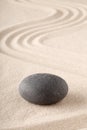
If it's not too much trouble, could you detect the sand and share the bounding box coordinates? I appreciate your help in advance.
[0,0,87,129]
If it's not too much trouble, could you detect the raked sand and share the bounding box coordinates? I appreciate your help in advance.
[0,0,87,129]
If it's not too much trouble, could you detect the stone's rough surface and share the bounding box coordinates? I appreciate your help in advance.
[19,73,68,105]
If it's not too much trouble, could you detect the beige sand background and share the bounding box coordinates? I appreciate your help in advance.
[0,0,87,129]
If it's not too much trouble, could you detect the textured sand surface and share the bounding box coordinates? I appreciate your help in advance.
[0,0,87,130]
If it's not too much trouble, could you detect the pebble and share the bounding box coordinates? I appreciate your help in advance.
[19,73,68,105]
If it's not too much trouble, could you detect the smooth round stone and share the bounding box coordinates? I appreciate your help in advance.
[19,73,68,105]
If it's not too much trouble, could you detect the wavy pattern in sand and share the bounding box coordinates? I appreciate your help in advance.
[0,0,87,76]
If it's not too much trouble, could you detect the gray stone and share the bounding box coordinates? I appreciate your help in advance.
[19,73,68,105]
